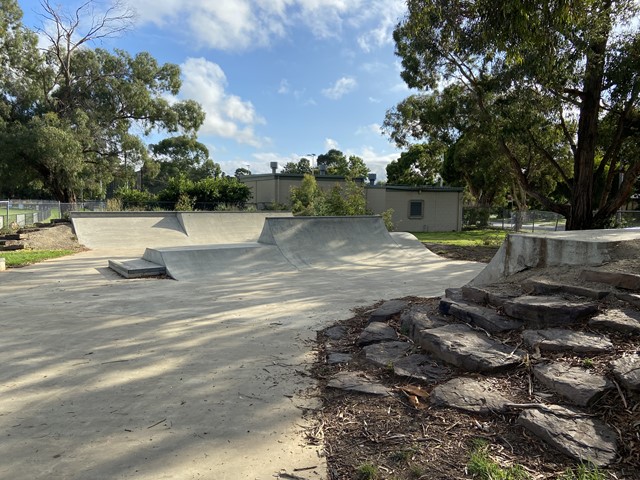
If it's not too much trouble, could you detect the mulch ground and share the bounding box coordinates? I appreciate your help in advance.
[307,249,640,480]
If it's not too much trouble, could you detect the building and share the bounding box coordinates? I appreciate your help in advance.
[239,172,463,232]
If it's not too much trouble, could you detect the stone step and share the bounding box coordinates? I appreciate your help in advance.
[392,354,450,384]
[417,323,525,373]
[517,404,617,466]
[357,322,397,346]
[460,285,518,307]
[399,306,447,341]
[502,296,598,328]
[0,234,21,241]
[440,298,523,333]
[522,329,613,354]
[522,279,610,300]
[431,377,512,414]
[611,355,640,392]
[444,287,464,302]
[368,299,409,323]
[362,341,412,368]
[588,308,640,334]
[615,292,640,309]
[580,269,640,291]
[533,362,612,406]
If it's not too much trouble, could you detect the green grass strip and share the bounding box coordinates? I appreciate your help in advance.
[1,250,75,268]
[411,229,507,247]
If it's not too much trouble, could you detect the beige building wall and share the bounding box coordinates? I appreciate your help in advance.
[240,175,462,232]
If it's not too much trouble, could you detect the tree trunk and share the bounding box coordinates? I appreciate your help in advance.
[566,34,608,230]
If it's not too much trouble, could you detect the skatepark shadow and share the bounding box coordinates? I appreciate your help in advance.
[0,249,484,478]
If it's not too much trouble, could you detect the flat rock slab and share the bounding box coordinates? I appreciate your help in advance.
[461,285,516,307]
[393,354,450,383]
[517,404,617,466]
[400,306,448,341]
[533,363,612,406]
[580,269,640,290]
[611,355,640,391]
[324,325,348,341]
[326,352,352,365]
[368,299,409,323]
[440,298,523,333]
[431,377,511,413]
[589,308,640,334]
[326,372,391,396]
[357,322,397,346]
[502,296,598,328]
[523,279,610,300]
[363,341,412,368]
[417,323,525,373]
[523,329,613,354]
[616,292,640,308]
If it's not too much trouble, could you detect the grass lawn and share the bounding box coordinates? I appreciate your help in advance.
[411,229,508,247]
[1,250,75,268]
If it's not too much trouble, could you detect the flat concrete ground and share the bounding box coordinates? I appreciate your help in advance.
[0,249,483,479]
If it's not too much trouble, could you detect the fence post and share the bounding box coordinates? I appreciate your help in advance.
[5,201,8,228]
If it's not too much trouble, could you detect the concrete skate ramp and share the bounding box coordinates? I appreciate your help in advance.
[470,228,640,286]
[177,211,292,244]
[143,243,297,280]
[258,216,430,268]
[71,211,292,252]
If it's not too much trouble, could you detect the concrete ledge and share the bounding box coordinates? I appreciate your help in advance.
[470,230,640,286]
[108,258,166,278]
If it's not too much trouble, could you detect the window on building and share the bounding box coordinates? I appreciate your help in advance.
[409,200,424,218]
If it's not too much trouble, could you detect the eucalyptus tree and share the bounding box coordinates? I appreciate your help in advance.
[0,0,205,202]
[386,0,640,229]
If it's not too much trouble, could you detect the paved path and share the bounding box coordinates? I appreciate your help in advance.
[0,242,483,479]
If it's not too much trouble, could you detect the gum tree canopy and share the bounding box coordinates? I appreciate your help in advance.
[0,0,205,202]
[386,0,640,229]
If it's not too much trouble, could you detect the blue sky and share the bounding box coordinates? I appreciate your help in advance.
[17,0,413,180]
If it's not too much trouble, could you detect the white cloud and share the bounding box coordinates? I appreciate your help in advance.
[368,97,381,103]
[131,0,406,53]
[356,123,383,136]
[322,76,358,100]
[347,146,400,182]
[325,138,340,150]
[278,79,290,94]
[178,57,266,147]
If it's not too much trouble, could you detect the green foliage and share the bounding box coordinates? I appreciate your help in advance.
[355,462,378,480]
[467,440,530,480]
[0,0,205,202]
[387,143,444,185]
[281,158,312,174]
[558,462,606,480]
[157,175,251,210]
[290,174,372,217]
[290,174,324,216]
[174,193,195,211]
[114,188,157,210]
[317,149,370,177]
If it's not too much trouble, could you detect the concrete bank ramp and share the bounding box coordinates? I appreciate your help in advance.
[142,243,297,280]
[258,216,434,268]
[470,228,640,286]
[133,216,437,280]
[71,211,292,252]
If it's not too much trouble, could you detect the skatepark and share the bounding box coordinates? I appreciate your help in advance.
[2,211,638,479]
[0,212,484,479]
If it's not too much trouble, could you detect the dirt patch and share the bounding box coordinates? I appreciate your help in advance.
[309,299,639,480]
[423,243,500,263]
[11,223,85,252]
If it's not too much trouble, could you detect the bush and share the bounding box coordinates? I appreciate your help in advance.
[114,188,157,210]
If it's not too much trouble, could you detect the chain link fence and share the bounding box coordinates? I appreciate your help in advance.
[464,207,640,232]
[0,200,106,230]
